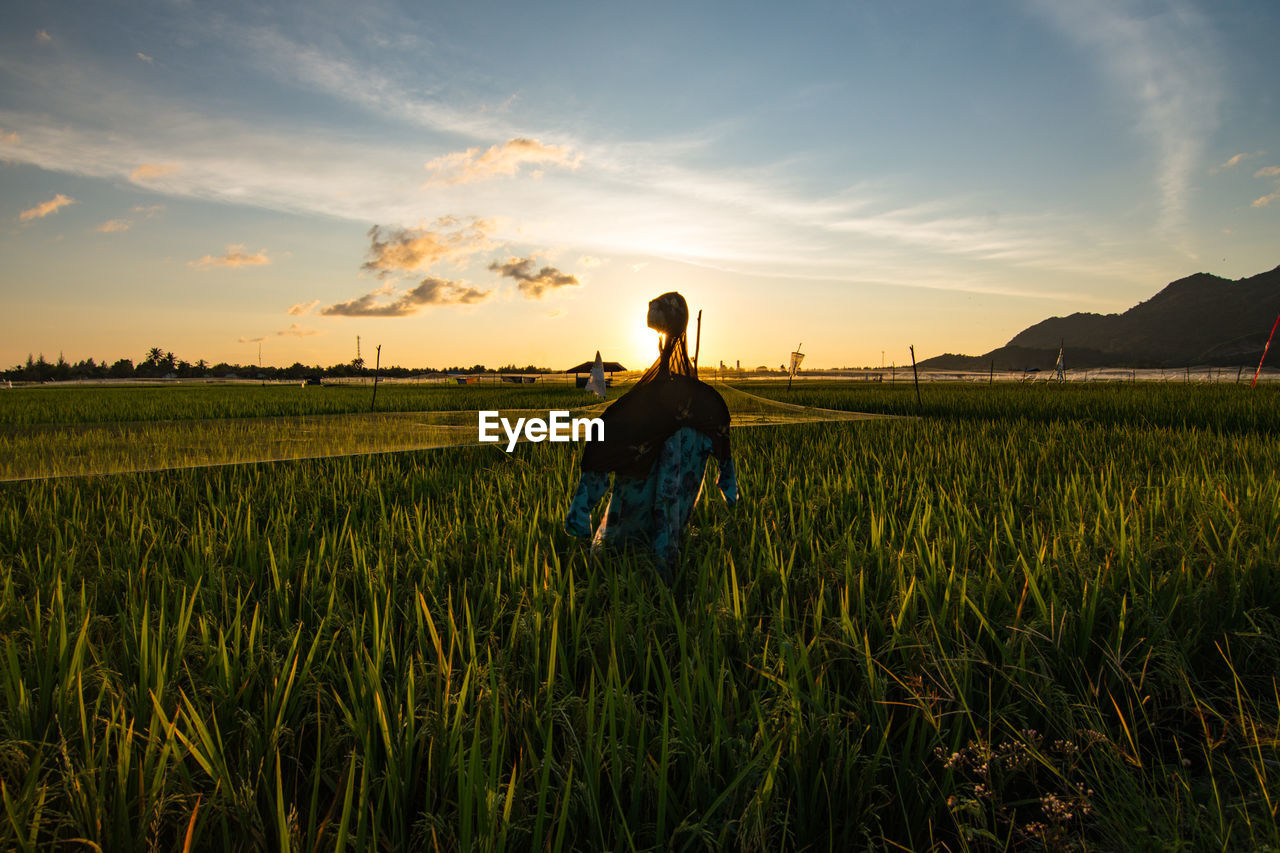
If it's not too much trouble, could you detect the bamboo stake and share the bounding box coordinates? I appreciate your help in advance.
[910,345,921,411]
[1251,311,1280,388]
[693,309,702,376]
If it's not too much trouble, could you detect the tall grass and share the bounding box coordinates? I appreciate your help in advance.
[0,384,596,426]
[0,385,1277,849]
[746,380,1280,434]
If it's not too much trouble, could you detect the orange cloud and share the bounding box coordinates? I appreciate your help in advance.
[423,138,581,186]
[488,257,580,299]
[1211,151,1265,174]
[20,193,75,221]
[362,217,495,277]
[287,299,320,315]
[95,219,131,233]
[36,30,51,43]
[321,277,492,317]
[0,129,18,145]
[1252,190,1280,208]
[1255,166,1280,178]
[190,244,271,269]
[130,162,180,181]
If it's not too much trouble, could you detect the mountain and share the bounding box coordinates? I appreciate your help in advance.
[920,265,1280,370]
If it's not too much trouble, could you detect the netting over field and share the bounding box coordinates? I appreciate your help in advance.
[0,383,898,481]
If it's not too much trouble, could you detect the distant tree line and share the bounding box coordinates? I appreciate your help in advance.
[3,348,557,382]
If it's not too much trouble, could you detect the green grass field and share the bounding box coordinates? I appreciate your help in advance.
[1,382,1277,850]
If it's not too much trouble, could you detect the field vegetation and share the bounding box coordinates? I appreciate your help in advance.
[0,382,1277,850]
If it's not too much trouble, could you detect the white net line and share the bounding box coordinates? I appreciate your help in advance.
[1,386,900,482]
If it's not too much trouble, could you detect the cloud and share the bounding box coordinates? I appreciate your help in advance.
[1252,190,1280,209]
[275,323,321,337]
[136,53,154,63]
[95,219,131,233]
[547,309,564,319]
[1254,166,1280,178]
[19,193,75,221]
[0,29,1182,299]
[424,138,582,186]
[130,162,180,181]
[240,324,322,342]
[190,244,271,269]
[131,204,164,216]
[488,257,580,299]
[321,277,492,317]
[362,217,494,277]
[287,299,320,315]
[35,30,51,43]
[0,129,18,145]
[578,256,607,268]
[1212,151,1264,173]
[1034,0,1221,239]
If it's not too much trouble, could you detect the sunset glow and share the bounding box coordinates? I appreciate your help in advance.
[2,0,1277,371]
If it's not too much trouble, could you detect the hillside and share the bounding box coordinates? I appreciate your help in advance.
[921,265,1280,370]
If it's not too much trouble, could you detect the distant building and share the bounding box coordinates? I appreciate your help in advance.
[564,359,626,374]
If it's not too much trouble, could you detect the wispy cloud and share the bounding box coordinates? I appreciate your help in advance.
[95,219,131,233]
[35,30,51,43]
[131,204,164,216]
[287,299,320,315]
[362,218,495,277]
[424,138,582,186]
[19,193,75,221]
[236,26,523,140]
[239,324,321,342]
[578,256,607,268]
[1033,0,1221,240]
[1254,162,1280,207]
[1211,150,1264,173]
[190,244,271,269]
[321,277,492,317]
[489,257,580,299]
[275,323,321,337]
[136,53,154,64]
[0,30,1175,300]
[0,129,18,145]
[130,162,179,181]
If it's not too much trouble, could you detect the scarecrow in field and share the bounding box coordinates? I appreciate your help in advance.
[564,291,738,581]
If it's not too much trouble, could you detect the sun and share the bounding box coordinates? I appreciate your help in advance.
[630,322,661,370]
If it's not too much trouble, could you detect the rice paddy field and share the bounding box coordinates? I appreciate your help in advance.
[1,381,1278,850]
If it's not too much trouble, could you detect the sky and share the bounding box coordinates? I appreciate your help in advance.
[2,0,1277,372]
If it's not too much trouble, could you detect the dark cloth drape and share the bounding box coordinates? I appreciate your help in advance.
[581,374,731,478]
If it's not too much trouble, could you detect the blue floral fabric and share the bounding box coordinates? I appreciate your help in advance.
[565,426,738,581]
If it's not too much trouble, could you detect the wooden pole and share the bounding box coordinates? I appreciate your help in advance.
[693,309,702,376]
[370,345,381,412]
[989,358,994,385]
[909,345,921,411]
